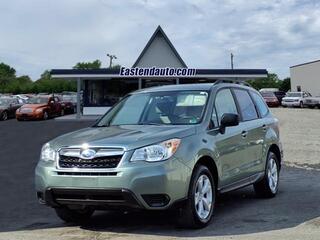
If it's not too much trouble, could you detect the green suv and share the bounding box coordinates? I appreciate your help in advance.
[35,83,283,228]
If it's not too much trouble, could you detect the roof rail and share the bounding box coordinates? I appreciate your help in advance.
[213,79,252,87]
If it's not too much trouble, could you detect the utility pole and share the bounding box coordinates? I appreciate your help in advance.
[107,53,117,68]
[230,53,234,69]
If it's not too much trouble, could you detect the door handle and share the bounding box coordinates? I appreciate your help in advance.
[262,124,267,131]
[241,130,247,138]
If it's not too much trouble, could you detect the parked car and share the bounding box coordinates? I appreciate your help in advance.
[13,94,29,104]
[0,97,23,120]
[281,91,311,108]
[260,91,280,107]
[35,83,283,228]
[273,91,286,103]
[303,95,320,108]
[60,94,77,114]
[16,95,63,120]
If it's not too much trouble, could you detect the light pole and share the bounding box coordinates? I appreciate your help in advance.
[107,53,117,68]
[230,53,234,69]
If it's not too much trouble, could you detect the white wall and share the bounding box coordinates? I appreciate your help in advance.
[290,61,320,96]
[135,33,185,68]
[83,107,110,116]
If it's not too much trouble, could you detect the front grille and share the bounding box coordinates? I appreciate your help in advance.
[57,171,118,176]
[58,155,122,169]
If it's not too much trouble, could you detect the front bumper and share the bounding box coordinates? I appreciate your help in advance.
[16,112,43,120]
[35,156,191,210]
[266,101,280,107]
[281,101,300,107]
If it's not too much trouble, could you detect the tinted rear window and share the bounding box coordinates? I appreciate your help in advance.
[251,91,269,117]
[233,89,258,121]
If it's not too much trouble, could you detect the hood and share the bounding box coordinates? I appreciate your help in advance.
[282,97,300,101]
[49,124,196,151]
[21,104,47,109]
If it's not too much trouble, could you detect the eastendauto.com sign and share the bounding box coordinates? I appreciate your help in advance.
[120,67,196,77]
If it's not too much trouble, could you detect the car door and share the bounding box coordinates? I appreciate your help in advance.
[54,96,63,115]
[208,88,247,187]
[10,99,21,117]
[232,88,264,178]
[48,97,55,115]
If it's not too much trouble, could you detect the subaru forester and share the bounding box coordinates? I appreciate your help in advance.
[35,82,283,228]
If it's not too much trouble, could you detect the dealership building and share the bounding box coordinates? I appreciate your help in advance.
[51,26,268,117]
[290,60,320,97]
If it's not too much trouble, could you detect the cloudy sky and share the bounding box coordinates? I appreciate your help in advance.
[0,0,320,80]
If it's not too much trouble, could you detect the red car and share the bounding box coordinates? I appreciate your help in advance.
[16,95,64,120]
[260,92,280,107]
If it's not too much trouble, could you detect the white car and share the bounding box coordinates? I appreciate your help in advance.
[281,91,311,108]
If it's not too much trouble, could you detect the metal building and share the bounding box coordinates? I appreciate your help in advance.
[51,26,268,117]
[290,60,320,96]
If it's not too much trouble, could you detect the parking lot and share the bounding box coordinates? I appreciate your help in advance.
[0,108,319,240]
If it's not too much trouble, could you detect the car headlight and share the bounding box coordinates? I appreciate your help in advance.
[40,143,57,162]
[131,138,181,162]
[35,108,43,113]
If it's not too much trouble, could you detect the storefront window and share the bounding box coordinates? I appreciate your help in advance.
[84,79,138,107]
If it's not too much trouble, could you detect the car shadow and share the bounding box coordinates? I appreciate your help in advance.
[1,167,319,237]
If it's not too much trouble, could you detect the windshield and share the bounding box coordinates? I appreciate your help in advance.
[95,91,209,126]
[286,92,301,97]
[27,97,48,104]
[261,92,275,97]
[0,98,10,105]
[62,95,77,102]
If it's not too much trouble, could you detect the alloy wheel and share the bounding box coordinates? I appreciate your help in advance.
[267,158,278,193]
[43,112,48,120]
[194,174,213,220]
[2,111,8,120]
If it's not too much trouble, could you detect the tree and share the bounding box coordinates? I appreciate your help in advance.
[0,62,16,77]
[279,78,291,92]
[73,60,101,70]
[247,73,281,90]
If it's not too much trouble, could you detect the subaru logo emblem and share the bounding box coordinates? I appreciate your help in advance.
[80,149,96,159]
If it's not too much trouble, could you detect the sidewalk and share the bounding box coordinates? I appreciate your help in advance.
[54,114,101,122]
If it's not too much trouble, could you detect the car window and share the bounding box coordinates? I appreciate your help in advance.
[96,91,208,126]
[251,91,269,117]
[233,89,258,121]
[213,89,238,126]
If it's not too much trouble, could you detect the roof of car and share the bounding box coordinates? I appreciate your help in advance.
[132,83,252,94]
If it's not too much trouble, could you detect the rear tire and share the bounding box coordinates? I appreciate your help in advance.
[254,152,280,198]
[1,111,8,121]
[55,207,94,223]
[176,165,215,228]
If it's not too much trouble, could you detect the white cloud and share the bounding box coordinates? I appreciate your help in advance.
[0,0,319,79]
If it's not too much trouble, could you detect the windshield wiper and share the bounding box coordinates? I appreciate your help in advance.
[139,122,165,126]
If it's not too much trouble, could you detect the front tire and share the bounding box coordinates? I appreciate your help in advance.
[254,152,280,198]
[55,207,94,223]
[43,111,49,120]
[1,111,8,121]
[177,165,215,228]
[300,101,304,108]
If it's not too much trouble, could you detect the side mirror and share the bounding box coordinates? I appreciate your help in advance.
[220,113,239,134]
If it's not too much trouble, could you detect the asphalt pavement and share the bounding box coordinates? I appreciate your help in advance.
[0,118,319,240]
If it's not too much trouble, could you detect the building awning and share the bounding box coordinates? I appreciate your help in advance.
[51,68,268,79]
